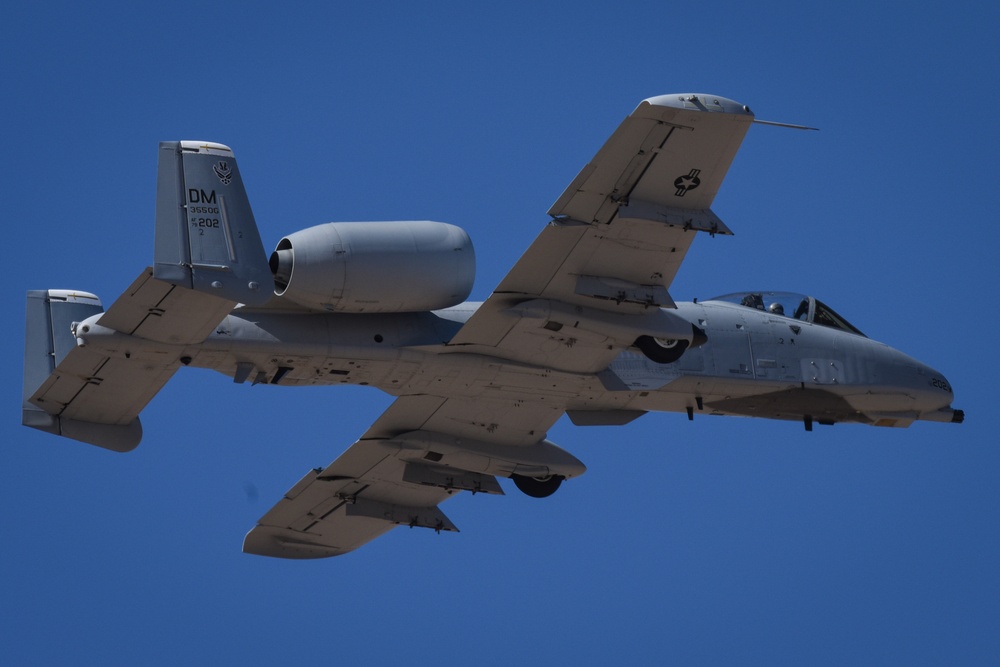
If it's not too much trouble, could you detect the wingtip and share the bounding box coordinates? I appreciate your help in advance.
[243,526,349,559]
[641,93,754,117]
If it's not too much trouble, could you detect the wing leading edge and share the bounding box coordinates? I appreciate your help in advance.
[246,94,755,558]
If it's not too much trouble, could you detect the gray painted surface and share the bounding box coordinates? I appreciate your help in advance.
[21,93,961,557]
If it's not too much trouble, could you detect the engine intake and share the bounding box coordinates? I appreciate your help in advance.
[269,221,475,312]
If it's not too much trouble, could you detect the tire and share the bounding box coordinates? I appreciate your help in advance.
[511,474,564,498]
[634,335,689,364]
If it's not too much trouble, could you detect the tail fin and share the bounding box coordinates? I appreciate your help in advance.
[153,141,271,305]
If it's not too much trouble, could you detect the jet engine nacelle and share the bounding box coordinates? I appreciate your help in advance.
[269,221,475,312]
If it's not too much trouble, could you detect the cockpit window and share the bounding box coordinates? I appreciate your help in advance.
[812,299,865,336]
[708,291,866,337]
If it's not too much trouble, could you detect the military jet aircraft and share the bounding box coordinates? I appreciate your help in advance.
[22,94,963,558]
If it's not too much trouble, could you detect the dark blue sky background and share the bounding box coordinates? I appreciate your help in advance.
[3,2,997,664]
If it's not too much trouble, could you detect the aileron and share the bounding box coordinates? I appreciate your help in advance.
[548,93,753,222]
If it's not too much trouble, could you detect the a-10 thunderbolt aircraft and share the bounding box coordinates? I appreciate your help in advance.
[22,94,963,558]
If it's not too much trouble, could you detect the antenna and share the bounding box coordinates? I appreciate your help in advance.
[753,119,819,131]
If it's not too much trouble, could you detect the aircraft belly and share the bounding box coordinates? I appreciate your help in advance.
[184,311,458,387]
[126,299,940,428]
[705,388,870,424]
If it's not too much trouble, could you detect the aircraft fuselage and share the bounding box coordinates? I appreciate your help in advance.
[78,297,957,431]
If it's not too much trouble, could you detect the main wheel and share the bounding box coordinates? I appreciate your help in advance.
[511,474,564,498]
[634,335,690,364]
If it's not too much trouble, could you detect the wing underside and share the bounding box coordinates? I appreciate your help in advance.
[244,394,573,558]
[448,94,753,371]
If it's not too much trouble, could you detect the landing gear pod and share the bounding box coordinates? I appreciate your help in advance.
[634,325,706,364]
[511,474,564,498]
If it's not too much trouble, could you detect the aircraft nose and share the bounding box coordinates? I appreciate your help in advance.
[908,358,963,423]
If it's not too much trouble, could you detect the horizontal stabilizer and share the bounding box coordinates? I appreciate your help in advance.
[98,267,236,344]
[22,267,233,450]
[23,408,142,452]
[22,290,147,451]
[154,141,272,305]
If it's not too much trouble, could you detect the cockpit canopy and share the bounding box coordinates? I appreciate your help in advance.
[708,291,866,337]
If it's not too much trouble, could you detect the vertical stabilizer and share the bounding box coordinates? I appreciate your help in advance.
[23,290,103,402]
[154,141,272,305]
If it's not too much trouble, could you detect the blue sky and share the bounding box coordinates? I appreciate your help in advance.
[2,2,998,664]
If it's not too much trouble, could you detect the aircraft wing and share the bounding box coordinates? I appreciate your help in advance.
[448,94,754,373]
[244,393,576,559]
